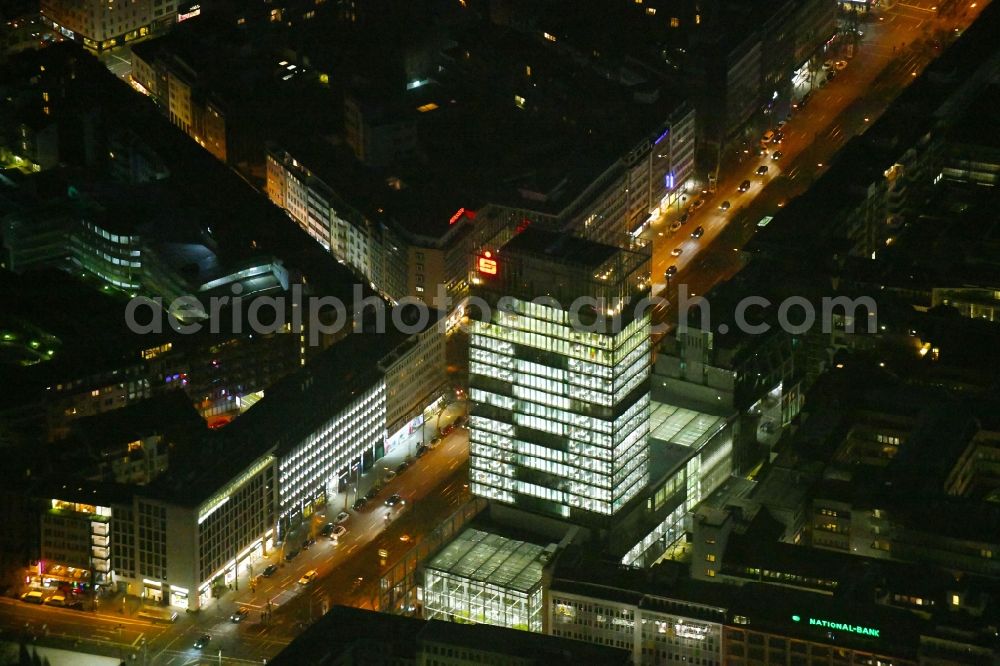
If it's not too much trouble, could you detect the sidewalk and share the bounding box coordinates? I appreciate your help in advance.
[330,399,467,515]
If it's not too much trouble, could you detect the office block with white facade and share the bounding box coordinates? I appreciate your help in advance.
[40,0,175,53]
[468,227,652,527]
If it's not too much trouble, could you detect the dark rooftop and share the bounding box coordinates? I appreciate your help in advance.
[268,605,630,665]
[502,227,619,271]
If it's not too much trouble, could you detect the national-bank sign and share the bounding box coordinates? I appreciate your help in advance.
[791,615,880,638]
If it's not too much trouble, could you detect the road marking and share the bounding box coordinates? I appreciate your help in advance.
[132,632,145,646]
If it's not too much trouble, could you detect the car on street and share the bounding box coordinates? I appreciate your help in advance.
[320,522,334,537]
[690,198,705,210]
[230,608,249,623]
[670,247,683,257]
[262,564,278,577]
[298,570,318,585]
[756,165,769,176]
[384,470,397,483]
[332,525,347,539]
[677,212,689,225]
[771,150,783,161]
[335,511,350,523]
[771,131,783,144]
[691,226,705,239]
[834,59,848,70]
[20,591,43,604]
[284,548,300,561]
[385,493,405,507]
[365,487,379,500]
[353,497,368,511]
[396,461,410,473]
[665,266,678,279]
[738,179,751,192]
[416,444,429,457]
[719,200,731,211]
[761,130,775,143]
[194,634,211,650]
[301,537,315,549]
[669,220,682,232]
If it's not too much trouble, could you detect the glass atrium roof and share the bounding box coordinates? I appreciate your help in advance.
[649,403,726,448]
[426,528,550,593]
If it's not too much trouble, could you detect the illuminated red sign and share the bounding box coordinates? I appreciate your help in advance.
[478,251,497,276]
[449,208,477,225]
[515,218,532,234]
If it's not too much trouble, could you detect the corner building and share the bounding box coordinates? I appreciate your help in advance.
[468,228,652,525]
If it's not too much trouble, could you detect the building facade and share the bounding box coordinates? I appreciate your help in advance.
[468,229,652,526]
[40,0,172,53]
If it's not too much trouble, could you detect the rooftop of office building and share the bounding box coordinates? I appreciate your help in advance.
[144,306,440,507]
[2,44,369,303]
[274,14,689,240]
[474,227,651,309]
[268,604,631,665]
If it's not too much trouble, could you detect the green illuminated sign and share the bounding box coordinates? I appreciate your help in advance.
[791,615,880,638]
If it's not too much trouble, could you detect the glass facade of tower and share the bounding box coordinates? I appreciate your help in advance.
[469,296,651,520]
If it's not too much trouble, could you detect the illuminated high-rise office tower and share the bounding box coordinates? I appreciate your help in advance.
[467,228,651,526]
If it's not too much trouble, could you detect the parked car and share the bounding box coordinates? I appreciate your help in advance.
[353,497,368,511]
[319,522,335,537]
[301,537,316,550]
[738,179,751,193]
[416,444,429,457]
[761,129,775,143]
[332,525,347,539]
[669,220,682,232]
[262,564,278,577]
[677,212,689,224]
[771,150,783,161]
[194,634,211,650]
[230,608,249,623]
[691,226,705,239]
[756,165,769,176]
[719,200,731,211]
[50,595,82,610]
[771,131,784,144]
[284,548,300,561]
[298,570,318,585]
[385,493,405,507]
[834,59,848,70]
[20,591,43,604]
[665,266,678,279]
[335,511,350,524]
[671,247,683,257]
[690,198,705,210]
[383,470,397,483]
[396,461,410,473]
